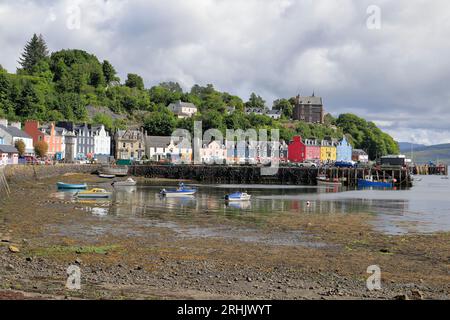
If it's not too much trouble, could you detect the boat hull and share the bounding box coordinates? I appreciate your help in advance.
[161,190,197,196]
[317,180,342,186]
[357,179,393,188]
[57,182,87,189]
[225,196,251,201]
[99,174,116,179]
[76,194,111,199]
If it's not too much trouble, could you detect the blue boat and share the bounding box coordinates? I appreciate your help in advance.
[225,191,252,201]
[57,182,88,190]
[160,183,197,197]
[357,176,394,188]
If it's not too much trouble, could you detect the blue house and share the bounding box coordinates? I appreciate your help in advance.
[336,136,352,162]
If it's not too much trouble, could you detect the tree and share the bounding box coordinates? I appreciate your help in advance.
[143,111,176,136]
[14,139,26,157]
[245,93,266,110]
[15,81,43,118]
[93,113,113,131]
[102,60,119,85]
[18,34,49,74]
[34,140,48,158]
[125,73,144,90]
[273,99,293,119]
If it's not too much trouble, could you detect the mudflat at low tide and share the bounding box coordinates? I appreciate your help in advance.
[0,174,449,299]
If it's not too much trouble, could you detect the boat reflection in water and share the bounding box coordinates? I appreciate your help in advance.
[225,201,252,210]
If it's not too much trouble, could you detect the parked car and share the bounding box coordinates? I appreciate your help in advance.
[297,161,318,168]
[334,161,356,168]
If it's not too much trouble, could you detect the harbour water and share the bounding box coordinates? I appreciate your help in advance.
[53,174,450,236]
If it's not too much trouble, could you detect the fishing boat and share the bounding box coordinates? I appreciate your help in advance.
[98,173,116,179]
[75,188,112,199]
[358,176,394,188]
[224,191,252,201]
[160,183,197,196]
[56,182,87,190]
[316,175,342,186]
[112,178,137,187]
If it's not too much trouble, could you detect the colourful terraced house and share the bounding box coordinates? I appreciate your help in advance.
[336,136,353,162]
[320,139,337,163]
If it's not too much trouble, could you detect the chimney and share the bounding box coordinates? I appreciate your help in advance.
[10,121,21,130]
[0,119,7,127]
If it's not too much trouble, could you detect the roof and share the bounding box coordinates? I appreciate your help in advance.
[245,108,265,114]
[168,101,197,109]
[0,144,18,153]
[267,109,282,115]
[353,149,368,155]
[0,124,32,139]
[146,136,172,148]
[296,96,323,105]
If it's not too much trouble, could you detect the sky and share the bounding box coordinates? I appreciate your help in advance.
[1,0,449,145]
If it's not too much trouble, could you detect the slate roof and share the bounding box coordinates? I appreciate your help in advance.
[0,144,18,153]
[146,136,172,148]
[0,124,31,139]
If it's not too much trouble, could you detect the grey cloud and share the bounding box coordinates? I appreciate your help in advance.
[1,0,450,144]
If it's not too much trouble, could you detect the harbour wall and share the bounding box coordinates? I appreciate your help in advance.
[2,164,101,184]
[129,165,413,187]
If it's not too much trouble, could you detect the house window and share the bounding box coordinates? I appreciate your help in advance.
[123,143,126,148]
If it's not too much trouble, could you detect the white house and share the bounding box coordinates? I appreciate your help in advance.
[168,100,197,119]
[93,125,111,156]
[201,140,226,164]
[0,119,34,155]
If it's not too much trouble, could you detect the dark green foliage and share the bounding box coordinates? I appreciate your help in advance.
[273,98,293,119]
[143,111,177,136]
[125,73,144,90]
[102,60,119,84]
[245,93,266,110]
[18,34,49,74]
[336,113,399,159]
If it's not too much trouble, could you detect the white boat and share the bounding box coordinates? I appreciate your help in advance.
[75,188,112,199]
[99,173,116,179]
[316,176,342,186]
[112,178,137,186]
[224,192,252,201]
[160,183,197,197]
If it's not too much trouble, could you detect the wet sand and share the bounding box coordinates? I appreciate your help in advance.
[0,174,449,300]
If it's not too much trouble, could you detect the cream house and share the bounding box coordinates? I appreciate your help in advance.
[201,140,226,164]
[167,100,197,119]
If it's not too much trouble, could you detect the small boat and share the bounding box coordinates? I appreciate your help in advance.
[316,176,342,186]
[57,182,87,190]
[75,188,112,199]
[100,165,129,177]
[160,183,197,196]
[358,176,394,188]
[224,191,251,201]
[99,173,116,179]
[112,178,137,187]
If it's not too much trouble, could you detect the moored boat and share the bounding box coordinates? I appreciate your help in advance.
[100,165,129,177]
[160,183,197,196]
[57,182,87,190]
[225,191,251,201]
[112,178,137,187]
[75,188,112,199]
[358,176,394,188]
[99,173,116,179]
[316,176,342,186]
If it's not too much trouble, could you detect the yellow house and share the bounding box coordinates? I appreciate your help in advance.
[320,139,337,162]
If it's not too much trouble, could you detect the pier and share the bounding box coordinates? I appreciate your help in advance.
[130,165,414,187]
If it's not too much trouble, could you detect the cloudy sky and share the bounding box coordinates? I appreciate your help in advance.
[1,0,449,145]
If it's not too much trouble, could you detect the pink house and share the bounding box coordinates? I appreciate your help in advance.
[304,139,320,161]
[0,145,19,165]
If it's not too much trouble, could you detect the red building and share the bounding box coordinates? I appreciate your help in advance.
[24,120,45,146]
[288,136,306,163]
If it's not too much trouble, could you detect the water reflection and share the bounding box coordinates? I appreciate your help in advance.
[52,175,450,235]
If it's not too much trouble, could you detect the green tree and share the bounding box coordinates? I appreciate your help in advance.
[15,81,44,118]
[102,60,119,85]
[125,73,144,90]
[143,111,177,136]
[14,139,26,157]
[245,93,266,110]
[93,113,113,131]
[273,98,293,118]
[18,34,49,74]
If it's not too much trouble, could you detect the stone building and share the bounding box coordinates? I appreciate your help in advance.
[292,94,325,124]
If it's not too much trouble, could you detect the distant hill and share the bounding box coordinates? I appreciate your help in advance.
[400,143,450,164]
[398,142,426,152]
